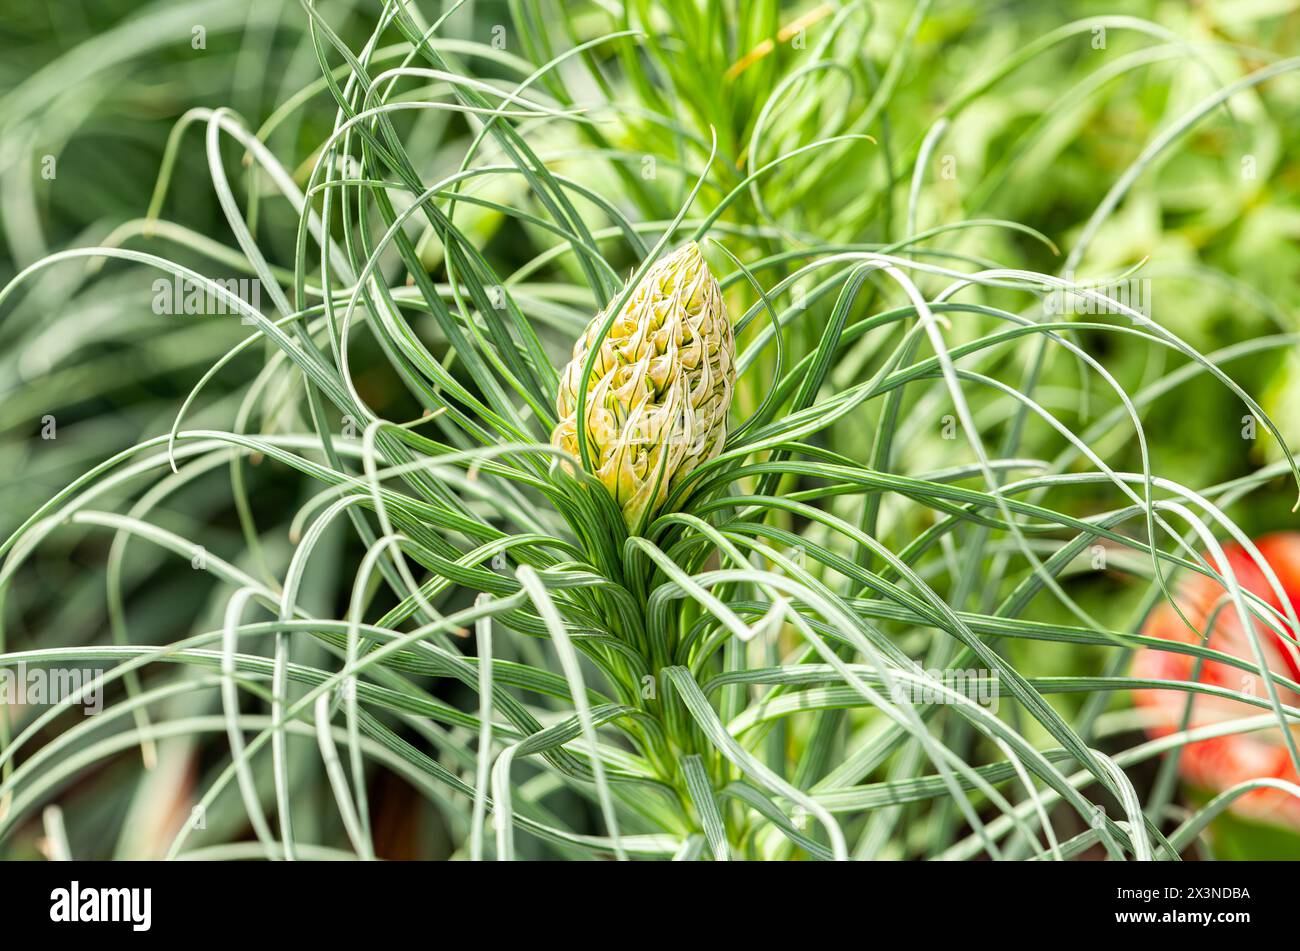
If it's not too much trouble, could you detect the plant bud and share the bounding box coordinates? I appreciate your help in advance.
[553,241,734,532]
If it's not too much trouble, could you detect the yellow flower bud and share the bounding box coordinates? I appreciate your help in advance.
[553,241,735,532]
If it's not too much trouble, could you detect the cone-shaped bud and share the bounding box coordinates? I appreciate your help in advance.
[553,241,734,532]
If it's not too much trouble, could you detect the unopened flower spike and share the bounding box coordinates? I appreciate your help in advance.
[552,241,735,533]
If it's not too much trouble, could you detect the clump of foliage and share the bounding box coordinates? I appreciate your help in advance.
[3,0,1300,860]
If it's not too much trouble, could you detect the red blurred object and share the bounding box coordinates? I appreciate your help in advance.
[1132,533,1300,827]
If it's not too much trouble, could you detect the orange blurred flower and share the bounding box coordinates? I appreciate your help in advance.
[1132,533,1300,826]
